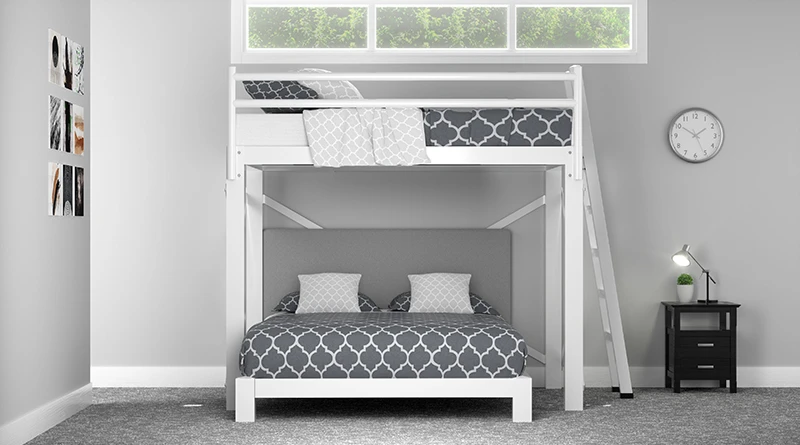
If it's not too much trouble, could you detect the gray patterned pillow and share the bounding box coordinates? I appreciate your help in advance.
[408,273,473,314]
[296,273,362,313]
[242,80,319,114]
[274,291,380,313]
[389,291,501,316]
[296,68,363,100]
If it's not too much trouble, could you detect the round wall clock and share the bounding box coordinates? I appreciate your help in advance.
[668,108,724,163]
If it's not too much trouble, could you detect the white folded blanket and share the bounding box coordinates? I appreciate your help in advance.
[303,108,431,167]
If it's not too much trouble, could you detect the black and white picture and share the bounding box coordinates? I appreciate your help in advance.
[75,167,84,217]
[63,38,73,91]
[64,101,72,153]
[63,165,74,216]
[71,42,85,95]
[48,29,85,95]
[48,162,63,216]
[49,29,63,86]
[49,95,64,151]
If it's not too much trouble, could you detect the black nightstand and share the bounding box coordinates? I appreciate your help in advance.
[662,301,740,393]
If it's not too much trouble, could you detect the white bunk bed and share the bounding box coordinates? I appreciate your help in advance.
[226,67,586,422]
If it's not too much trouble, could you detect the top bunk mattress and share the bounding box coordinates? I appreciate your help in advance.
[236,108,573,147]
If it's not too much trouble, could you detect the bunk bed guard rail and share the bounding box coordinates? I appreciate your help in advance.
[227,66,585,181]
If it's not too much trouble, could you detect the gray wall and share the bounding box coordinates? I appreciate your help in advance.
[0,0,90,428]
[91,0,800,374]
[91,0,229,367]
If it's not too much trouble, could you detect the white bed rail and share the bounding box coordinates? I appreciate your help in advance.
[232,72,577,82]
[227,67,585,180]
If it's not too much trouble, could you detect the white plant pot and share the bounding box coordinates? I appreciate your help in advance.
[677,284,694,303]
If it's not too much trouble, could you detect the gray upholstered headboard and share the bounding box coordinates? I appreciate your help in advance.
[263,229,511,318]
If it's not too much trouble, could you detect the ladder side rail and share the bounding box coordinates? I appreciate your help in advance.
[574,81,634,397]
[584,191,621,390]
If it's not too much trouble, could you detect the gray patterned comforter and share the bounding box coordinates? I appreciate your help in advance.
[424,108,573,146]
[240,312,527,379]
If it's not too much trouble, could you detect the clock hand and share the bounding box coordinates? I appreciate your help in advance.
[695,128,707,138]
[681,127,696,137]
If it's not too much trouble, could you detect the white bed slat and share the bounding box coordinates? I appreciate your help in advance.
[238,146,573,167]
[234,72,577,82]
[234,99,576,109]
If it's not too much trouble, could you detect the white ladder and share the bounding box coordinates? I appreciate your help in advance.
[567,81,634,398]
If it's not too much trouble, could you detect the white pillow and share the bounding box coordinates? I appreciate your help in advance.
[296,273,362,314]
[295,68,363,100]
[408,273,473,314]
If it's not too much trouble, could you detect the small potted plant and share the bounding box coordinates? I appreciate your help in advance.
[677,273,694,303]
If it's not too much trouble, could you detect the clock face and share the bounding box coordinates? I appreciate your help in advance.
[668,109,724,163]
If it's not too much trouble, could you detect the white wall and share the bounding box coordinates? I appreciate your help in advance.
[0,0,91,440]
[91,0,800,385]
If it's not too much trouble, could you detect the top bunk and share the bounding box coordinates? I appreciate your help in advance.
[228,68,585,178]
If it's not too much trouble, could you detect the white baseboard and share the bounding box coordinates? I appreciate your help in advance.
[91,367,225,388]
[584,366,800,388]
[0,383,92,445]
[92,365,800,389]
[528,366,800,388]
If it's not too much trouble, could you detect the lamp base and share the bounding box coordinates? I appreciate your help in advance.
[700,299,719,304]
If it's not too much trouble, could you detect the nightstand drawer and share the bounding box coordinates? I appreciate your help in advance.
[677,358,731,379]
[677,337,731,358]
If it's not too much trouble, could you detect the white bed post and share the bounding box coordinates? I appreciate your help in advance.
[563,65,585,411]
[545,167,564,389]
[235,377,255,422]
[245,167,264,331]
[226,66,245,411]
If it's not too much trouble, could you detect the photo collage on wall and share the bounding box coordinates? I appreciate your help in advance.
[49,95,85,155]
[48,29,86,217]
[49,29,85,95]
[48,163,84,217]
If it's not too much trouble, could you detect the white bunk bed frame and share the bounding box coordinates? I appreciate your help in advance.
[226,66,585,422]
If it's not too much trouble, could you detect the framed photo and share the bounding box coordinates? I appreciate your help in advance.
[73,105,85,155]
[63,165,74,216]
[49,96,64,151]
[48,163,63,216]
[49,30,64,86]
[75,167,85,217]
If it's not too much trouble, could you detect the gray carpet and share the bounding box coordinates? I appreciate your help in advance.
[28,388,800,445]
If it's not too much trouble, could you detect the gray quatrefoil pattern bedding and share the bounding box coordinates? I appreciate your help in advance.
[424,108,573,146]
[240,312,527,379]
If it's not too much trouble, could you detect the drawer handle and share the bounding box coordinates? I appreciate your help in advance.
[697,365,715,370]
[697,343,715,348]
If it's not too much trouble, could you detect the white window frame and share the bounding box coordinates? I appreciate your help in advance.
[231,0,647,64]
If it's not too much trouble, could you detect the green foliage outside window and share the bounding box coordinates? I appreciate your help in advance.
[377,7,507,49]
[248,6,631,50]
[517,7,631,49]
[248,7,368,49]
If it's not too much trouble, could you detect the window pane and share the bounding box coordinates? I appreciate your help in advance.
[516,6,631,49]
[377,7,507,49]
[248,7,367,49]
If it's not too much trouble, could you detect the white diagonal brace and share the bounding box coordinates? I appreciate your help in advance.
[262,195,323,230]
[487,196,546,230]
[528,349,547,365]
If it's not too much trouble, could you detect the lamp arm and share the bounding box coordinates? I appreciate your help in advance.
[687,251,717,284]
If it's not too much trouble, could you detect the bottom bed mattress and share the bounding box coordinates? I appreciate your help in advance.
[240,312,527,379]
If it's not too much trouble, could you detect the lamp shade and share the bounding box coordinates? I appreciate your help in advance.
[672,244,692,267]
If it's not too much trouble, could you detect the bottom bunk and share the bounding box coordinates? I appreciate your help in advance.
[236,311,532,423]
[236,373,533,423]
